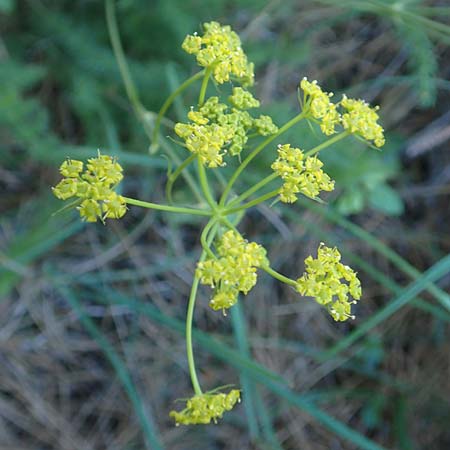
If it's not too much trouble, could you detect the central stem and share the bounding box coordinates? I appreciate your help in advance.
[198,67,213,107]
[186,221,219,395]
[197,157,218,211]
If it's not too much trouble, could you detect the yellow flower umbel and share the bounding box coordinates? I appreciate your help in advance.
[196,231,268,313]
[296,243,361,321]
[175,93,278,165]
[52,153,127,223]
[170,389,240,426]
[271,144,335,203]
[182,21,254,86]
[300,78,341,136]
[340,95,385,147]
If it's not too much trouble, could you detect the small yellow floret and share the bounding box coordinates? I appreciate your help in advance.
[296,243,361,321]
[271,144,334,203]
[59,159,83,178]
[169,389,241,426]
[229,87,260,110]
[78,199,101,223]
[253,115,279,136]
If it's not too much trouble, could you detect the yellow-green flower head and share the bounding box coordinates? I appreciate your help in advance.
[197,231,268,313]
[300,78,341,136]
[181,21,254,86]
[176,95,278,163]
[296,243,362,321]
[170,389,240,426]
[229,87,260,110]
[271,144,335,203]
[174,121,234,167]
[52,153,127,223]
[340,95,385,147]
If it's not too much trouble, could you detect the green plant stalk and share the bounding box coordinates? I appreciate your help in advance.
[165,153,197,203]
[186,222,219,395]
[152,69,205,148]
[219,216,240,234]
[198,66,213,106]
[197,157,218,210]
[304,131,350,157]
[227,172,279,207]
[200,218,218,259]
[106,0,203,202]
[159,139,204,204]
[262,264,298,287]
[219,111,306,206]
[224,189,280,215]
[105,0,143,118]
[123,197,211,216]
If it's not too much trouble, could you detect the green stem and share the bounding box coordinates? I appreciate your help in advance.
[304,131,350,157]
[200,219,218,259]
[262,265,298,288]
[186,221,219,395]
[197,157,217,211]
[151,69,205,150]
[198,67,213,107]
[220,217,240,234]
[227,173,279,208]
[219,111,306,206]
[105,0,143,117]
[224,189,280,215]
[166,153,197,203]
[123,196,212,216]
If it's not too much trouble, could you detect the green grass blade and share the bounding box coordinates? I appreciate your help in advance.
[56,285,164,450]
[324,253,450,359]
[230,303,260,440]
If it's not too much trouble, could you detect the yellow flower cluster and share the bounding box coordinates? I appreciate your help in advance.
[300,78,341,136]
[296,243,361,321]
[52,153,127,223]
[175,94,278,166]
[300,78,385,146]
[170,389,240,425]
[175,120,234,167]
[271,144,335,203]
[197,231,268,312]
[341,95,385,147]
[182,21,254,86]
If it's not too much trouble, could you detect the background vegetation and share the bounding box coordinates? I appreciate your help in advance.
[1,0,450,449]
